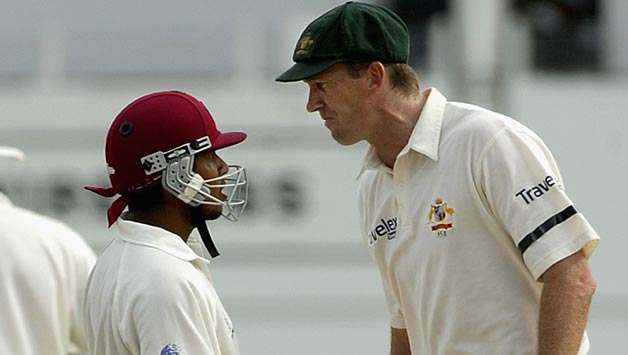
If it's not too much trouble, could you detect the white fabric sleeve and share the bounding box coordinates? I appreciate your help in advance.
[478,127,599,280]
[378,270,406,329]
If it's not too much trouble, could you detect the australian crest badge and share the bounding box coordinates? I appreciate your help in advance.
[427,198,455,237]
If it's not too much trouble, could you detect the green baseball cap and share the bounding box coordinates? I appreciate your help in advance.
[275,1,410,82]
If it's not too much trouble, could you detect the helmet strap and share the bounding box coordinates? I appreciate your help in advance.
[192,208,220,258]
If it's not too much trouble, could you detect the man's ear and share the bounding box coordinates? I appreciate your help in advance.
[366,62,386,90]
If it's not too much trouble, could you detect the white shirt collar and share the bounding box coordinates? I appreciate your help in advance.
[403,88,446,161]
[114,218,211,264]
[358,88,447,176]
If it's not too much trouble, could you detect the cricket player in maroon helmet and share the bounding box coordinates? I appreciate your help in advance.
[83,91,247,355]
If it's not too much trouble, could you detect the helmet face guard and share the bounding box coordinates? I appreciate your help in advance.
[141,136,247,221]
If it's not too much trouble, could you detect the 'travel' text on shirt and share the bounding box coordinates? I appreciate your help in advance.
[515,175,557,205]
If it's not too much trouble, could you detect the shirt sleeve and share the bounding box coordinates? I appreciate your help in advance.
[379,272,406,329]
[478,127,599,280]
[357,173,405,329]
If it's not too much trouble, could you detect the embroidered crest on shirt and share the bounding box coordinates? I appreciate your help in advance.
[161,344,183,355]
[427,198,455,237]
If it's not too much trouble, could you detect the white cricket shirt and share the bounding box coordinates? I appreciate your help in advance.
[357,89,599,355]
[83,218,239,355]
[0,193,96,355]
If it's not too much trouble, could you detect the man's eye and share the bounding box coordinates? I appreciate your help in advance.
[316,82,327,90]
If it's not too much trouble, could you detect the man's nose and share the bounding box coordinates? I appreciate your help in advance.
[306,89,323,113]
[218,159,229,176]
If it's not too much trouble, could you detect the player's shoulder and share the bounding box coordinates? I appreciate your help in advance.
[3,203,62,228]
[356,166,383,192]
[5,204,88,243]
[110,238,207,288]
[0,204,96,268]
[96,241,205,288]
[443,101,538,145]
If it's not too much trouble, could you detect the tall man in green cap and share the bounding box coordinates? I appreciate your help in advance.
[277,2,600,355]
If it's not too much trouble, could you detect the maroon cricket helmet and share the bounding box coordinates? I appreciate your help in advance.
[85,91,247,226]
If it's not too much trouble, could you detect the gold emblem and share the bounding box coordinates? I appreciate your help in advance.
[296,32,314,55]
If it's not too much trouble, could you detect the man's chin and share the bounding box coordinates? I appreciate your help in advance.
[330,131,360,146]
[203,208,223,221]
[334,136,360,146]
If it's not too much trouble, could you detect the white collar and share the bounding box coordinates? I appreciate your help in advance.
[114,218,211,264]
[358,88,447,176]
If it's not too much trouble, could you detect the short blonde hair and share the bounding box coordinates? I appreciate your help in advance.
[343,62,420,96]
[385,63,420,96]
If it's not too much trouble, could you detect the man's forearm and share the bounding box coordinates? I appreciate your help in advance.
[538,251,596,355]
[390,327,411,355]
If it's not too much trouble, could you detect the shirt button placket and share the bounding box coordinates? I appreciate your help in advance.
[394,163,408,228]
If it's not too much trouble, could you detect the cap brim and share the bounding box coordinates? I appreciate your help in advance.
[0,146,25,160]
[275,59,344,82]
[213,131,247,150]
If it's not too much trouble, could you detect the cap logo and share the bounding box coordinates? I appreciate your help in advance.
[296,32,314,55]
